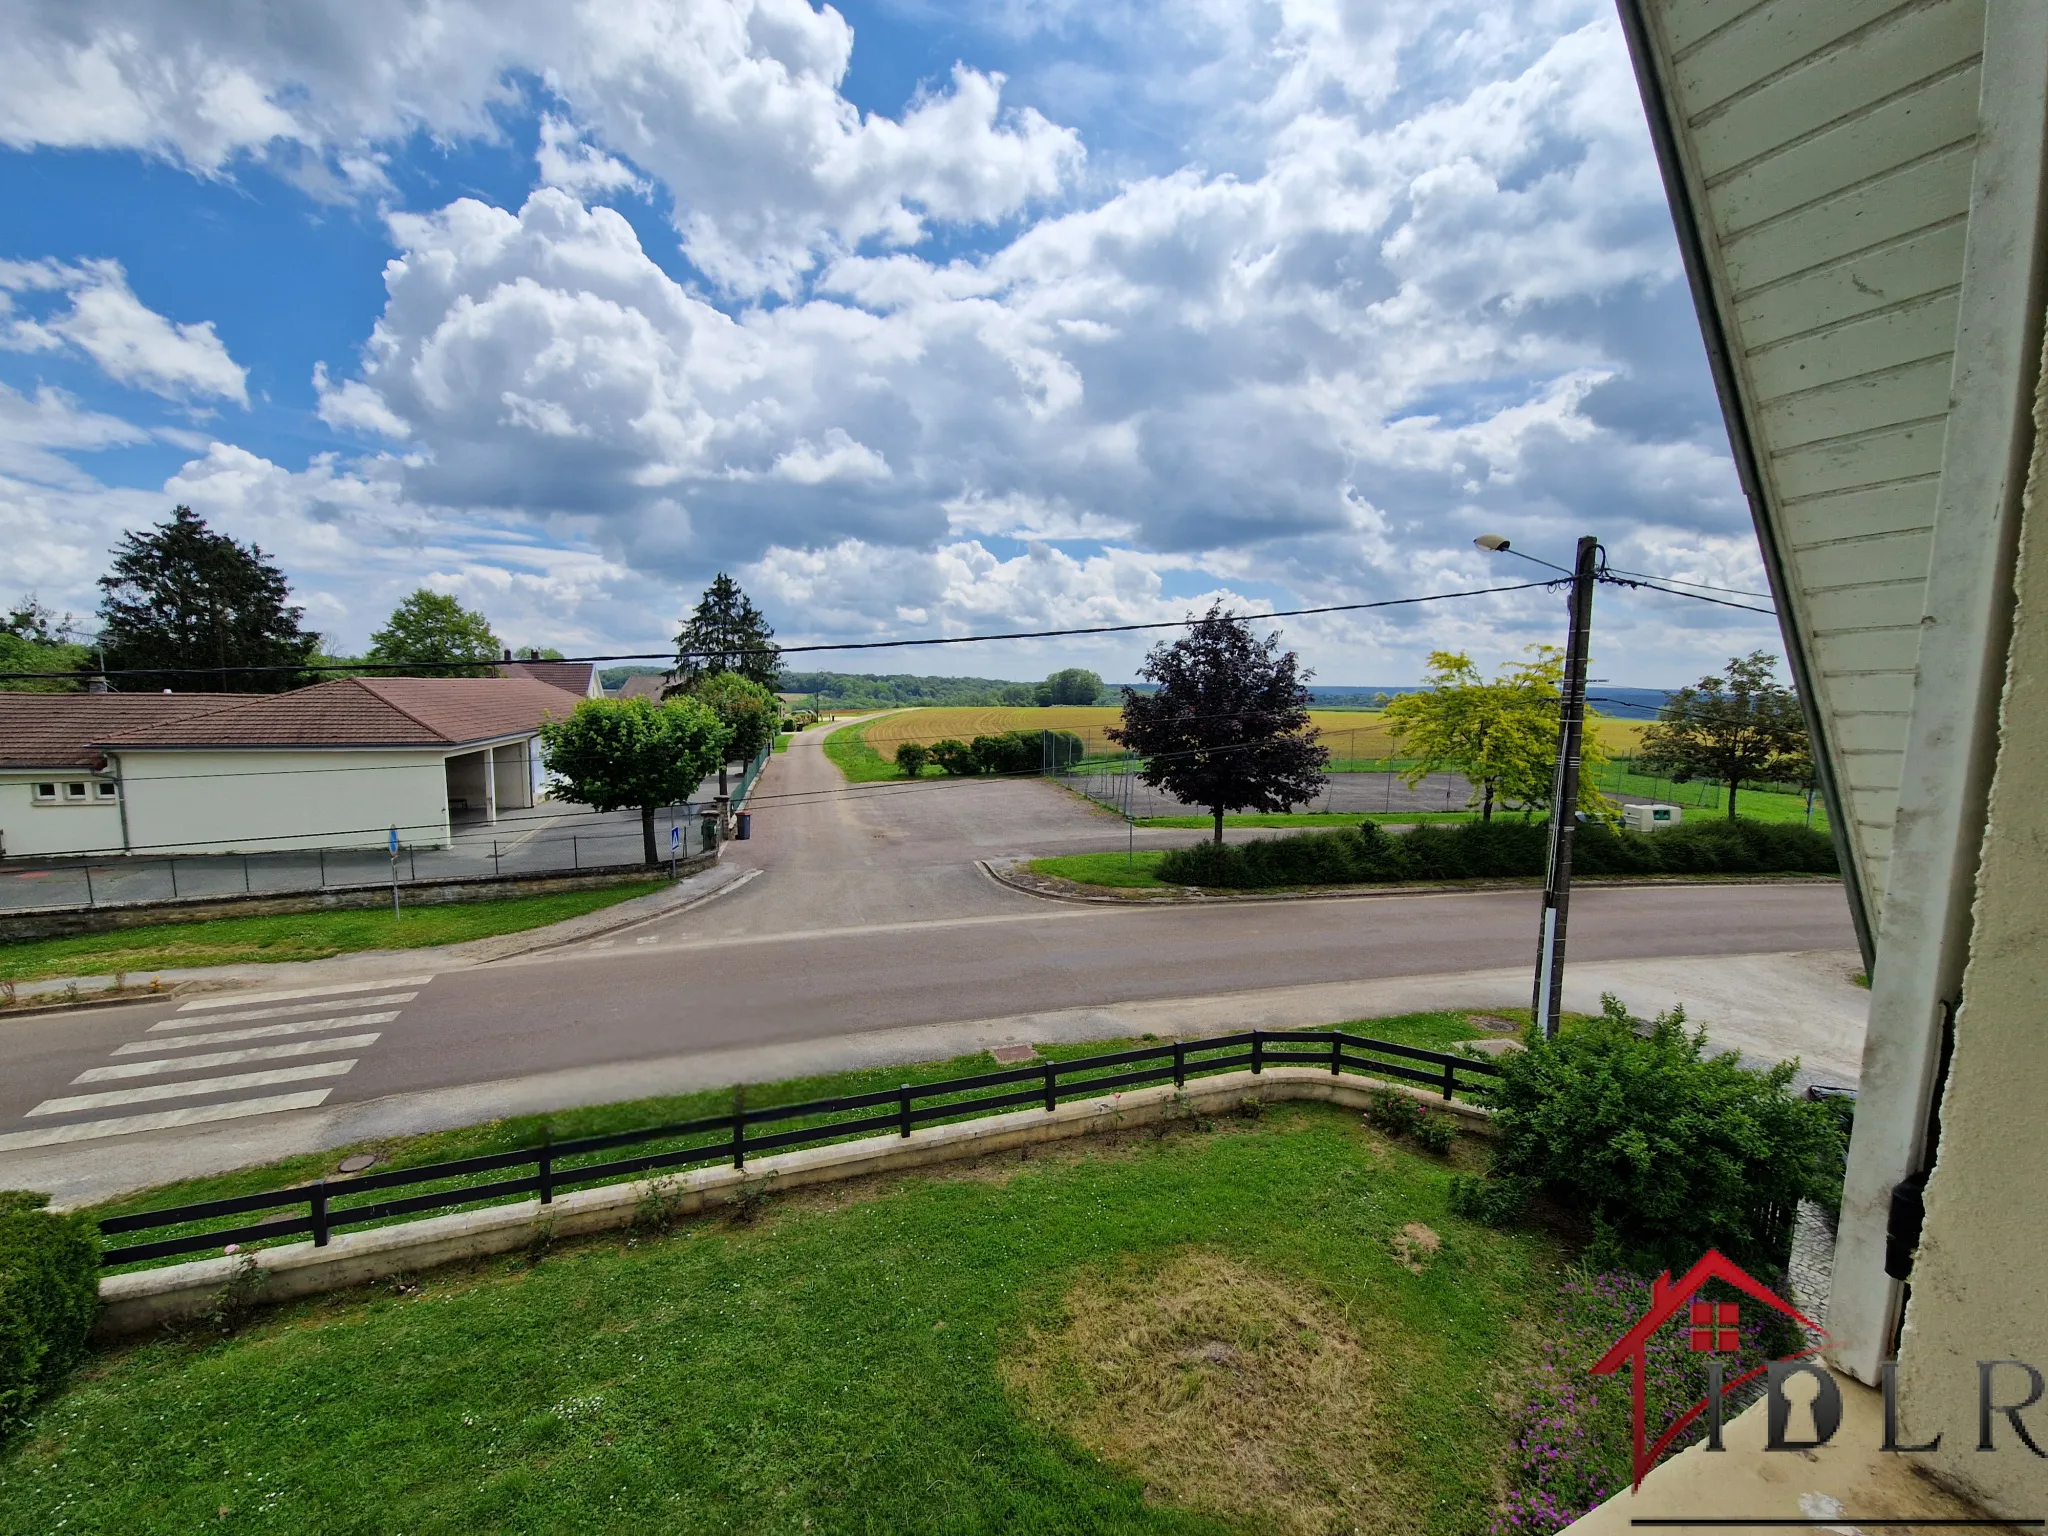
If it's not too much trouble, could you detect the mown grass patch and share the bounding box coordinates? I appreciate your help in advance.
[0,882,667,985]
[1028,850,1174,888]
[8,1096,1555,1535]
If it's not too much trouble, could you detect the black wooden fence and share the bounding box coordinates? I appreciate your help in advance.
[98,1029,1501,1268]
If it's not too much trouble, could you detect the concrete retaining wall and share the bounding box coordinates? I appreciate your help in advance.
[96,1067,1491,1337]
[0,855,714,944]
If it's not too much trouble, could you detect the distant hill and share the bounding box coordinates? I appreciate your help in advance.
[1305,684,1673,719]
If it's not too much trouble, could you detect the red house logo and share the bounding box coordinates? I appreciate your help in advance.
[1588,1249,1828,1489]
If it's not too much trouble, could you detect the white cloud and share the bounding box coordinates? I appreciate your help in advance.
[0,0,1784,681]
[0,1,1082,295]
[1,258,248,405]
[535,115,647,201]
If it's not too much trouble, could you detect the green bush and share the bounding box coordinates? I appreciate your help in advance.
[1458,997,1844,1274]
[1412,1112,1458,1155]
[1154,816,1836,889]
[929,738,979,776]
[893,742,932,777]
[0,1191,100,1438]
[969,730,1086,775]
[1365,1087,1423,1137]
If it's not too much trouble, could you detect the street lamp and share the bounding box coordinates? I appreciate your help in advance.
[1476,531,1600,1039]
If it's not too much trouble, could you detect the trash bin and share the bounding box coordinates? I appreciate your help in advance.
[699,815,717,852]
[736,811,753,840]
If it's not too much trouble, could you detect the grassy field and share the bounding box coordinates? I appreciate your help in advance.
[7,1080,1565,1534]
[0,882,665,985]
[1028,850,1173,888]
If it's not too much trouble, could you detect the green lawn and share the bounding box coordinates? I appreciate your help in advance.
[1588,762,1826,828]
[9,1089,1559,1534]
[820,717,916,783]
[1029,850,1173,888]
[0,882,666,985]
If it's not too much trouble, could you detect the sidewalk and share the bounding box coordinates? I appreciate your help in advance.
[1,859,755,1009]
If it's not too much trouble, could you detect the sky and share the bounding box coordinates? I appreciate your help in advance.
[0,0,1783,686]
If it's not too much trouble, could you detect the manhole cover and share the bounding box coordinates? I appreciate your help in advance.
[1467,1013,1521,1034]
[337,1154,377,1173]
[990,1044,1038,1063]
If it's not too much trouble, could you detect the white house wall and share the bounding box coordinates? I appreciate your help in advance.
[0,775,124,859]
[1630,0,1988,924]
[114,750,451,855]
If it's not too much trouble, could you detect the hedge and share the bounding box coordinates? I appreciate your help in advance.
[1155,816,1837,889]
[910,730,1087,776]
[0,1191,100,1438]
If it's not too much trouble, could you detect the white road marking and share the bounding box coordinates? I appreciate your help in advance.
[0,1092,334,1152]
[120,1012,399,1053]
[175,975,433,1012]
[150,994,416,1031]
[29,1059,357,1116]
[76,1035,381,1082]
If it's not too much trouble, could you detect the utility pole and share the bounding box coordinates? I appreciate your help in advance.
[1532,535,1599,1038]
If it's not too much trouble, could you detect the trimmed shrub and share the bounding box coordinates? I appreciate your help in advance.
[894,742,932,777]
[929,738,979,776]
[1412,1112,1458,1155]
[1365,1088,1422,1137]
[0,1191,100,1438]
[1154,817,1835,889]
[969,730,1087,775]
[1460,997,1843,1274]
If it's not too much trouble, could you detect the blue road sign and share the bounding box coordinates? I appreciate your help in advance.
[389,826,399,854]
[670,825,681,852]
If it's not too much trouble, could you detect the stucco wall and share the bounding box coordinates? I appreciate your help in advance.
[0,774,124,858]
[1896,330,2048,1516]
[114,749,451,854]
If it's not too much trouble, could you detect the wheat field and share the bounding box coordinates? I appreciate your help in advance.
[854,706,1645,763]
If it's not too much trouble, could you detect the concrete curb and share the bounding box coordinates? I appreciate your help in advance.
[980,857,1843,907]
[95,1066,1490,1337]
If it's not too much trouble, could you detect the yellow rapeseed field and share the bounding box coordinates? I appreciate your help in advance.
[856,706,1645,762]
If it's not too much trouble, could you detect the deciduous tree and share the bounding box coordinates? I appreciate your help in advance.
[1637,652,1809,820]
[673,574,781,690]
[1035,667,1103,706]
[539,696,729,866]
[0,597,90,693]
[1383,648,1613,821]
[95,506,316,691]
[1109,605,1328,843]
[367,589,503,677]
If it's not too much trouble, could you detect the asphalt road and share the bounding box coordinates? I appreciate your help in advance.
[0,723,1860,1196]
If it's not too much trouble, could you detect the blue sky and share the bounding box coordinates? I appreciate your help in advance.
[0,0,1779,684]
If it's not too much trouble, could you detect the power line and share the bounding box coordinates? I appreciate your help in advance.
[1603,566,1773,600]
[0,581,1555,683]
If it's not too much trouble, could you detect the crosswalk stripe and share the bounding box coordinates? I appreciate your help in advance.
[29,1060,358,1117]
[0,1092,335,1153]
[118,1012,399,1053]
[175,975,433,1012]
[149,994,417,1031]
[75,1035,381,1083]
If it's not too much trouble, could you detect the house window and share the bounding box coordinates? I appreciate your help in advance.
[1688,1300,1741,1353]
[32,783,57,802]
[96,781,119,800]
[63,782,88,801]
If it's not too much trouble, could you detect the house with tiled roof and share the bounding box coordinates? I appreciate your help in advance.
[498,652,602,699]
[0,676,577,859]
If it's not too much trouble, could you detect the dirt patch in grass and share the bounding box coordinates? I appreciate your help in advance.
[1002,1247,1396,1535]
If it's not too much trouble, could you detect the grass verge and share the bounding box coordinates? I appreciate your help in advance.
[0,882,666,985]
[83,1012,1487,1266]
[819,717,924,783]
[1028,850,1174,888]
[10,1091,1551,1534]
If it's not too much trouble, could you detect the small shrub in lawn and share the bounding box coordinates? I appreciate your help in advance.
[893,741,931,777]
[1459,994,1841,1274]
[1234,1096,1265,1121]
[0,1190,100,1438]
[929,738,980,776]
[1411,1113,1458,1155]
[1365,1088,1422,1137]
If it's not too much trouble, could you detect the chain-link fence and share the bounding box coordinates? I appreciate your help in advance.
[1056,762,1479,819]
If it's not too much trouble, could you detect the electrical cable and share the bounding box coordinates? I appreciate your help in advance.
[1602,567,1773,600]
[0,580,1555,682]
